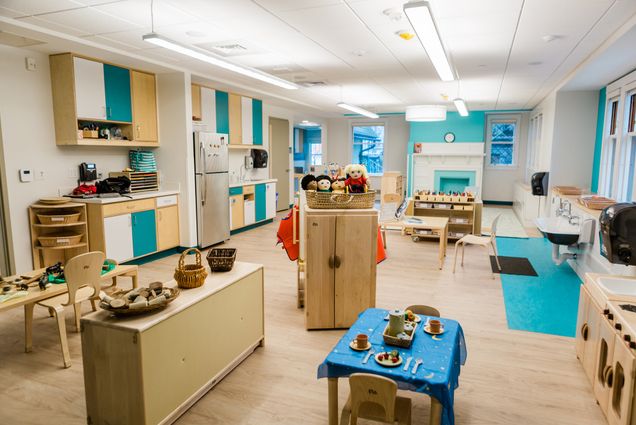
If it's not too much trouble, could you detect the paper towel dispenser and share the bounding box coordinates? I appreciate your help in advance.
[531,172,549,196]
[599,203,636,265]
[251,149,268,169]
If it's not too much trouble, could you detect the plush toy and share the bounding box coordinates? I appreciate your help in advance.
[344,164,369,193]
[331,177,346,194]
[315,175,332,192]
[300,174,317,191]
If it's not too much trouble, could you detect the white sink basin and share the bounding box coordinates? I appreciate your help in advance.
[535,217,580,245]
[597,276,636,297]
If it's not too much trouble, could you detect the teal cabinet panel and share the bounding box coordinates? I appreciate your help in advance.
[215,90,229,135]
[255,184,266,222]
[252,98,263,145]
[132,210,157,257]
[229,186,243,196]
[103,64,132,122]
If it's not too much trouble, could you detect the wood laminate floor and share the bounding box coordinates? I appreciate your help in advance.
[0,215,604,425]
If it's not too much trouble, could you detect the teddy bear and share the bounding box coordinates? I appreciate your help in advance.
[315,175,332,192]
[331,177,346,193]
[300,174,317,191]
[344,164,369,193]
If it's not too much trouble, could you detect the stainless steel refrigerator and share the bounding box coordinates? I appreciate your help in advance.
[194,132,230,248]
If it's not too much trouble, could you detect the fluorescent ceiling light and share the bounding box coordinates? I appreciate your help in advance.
[403,1,454,82]
[405,105,446,122]
[142,33,299,90]
[336,102,379,119]
[453,98,469,116]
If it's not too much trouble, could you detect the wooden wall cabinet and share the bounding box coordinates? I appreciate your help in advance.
[191,84,202,121]
[305,208,378,329]
[81,264,264,425]
[131,71,158,142]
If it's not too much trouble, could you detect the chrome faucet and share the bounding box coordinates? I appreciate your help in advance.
[557,199,572,218]
[568,215,580,225]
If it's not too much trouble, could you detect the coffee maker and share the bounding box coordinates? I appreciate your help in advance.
[599,203,636,265]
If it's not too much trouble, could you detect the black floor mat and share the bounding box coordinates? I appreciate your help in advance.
[490,256,538,276]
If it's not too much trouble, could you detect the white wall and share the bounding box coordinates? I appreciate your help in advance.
[326,115,409,189]
[482,112,530,202]
[0,46,129,272]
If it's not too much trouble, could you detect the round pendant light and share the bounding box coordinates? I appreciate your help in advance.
[405,105,447,122]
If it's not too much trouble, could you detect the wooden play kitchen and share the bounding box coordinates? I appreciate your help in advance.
[405,194,482,240]
[304,206,378,330]
[81,262,265,425]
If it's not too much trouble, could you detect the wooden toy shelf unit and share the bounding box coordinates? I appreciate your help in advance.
[405,195,483,240]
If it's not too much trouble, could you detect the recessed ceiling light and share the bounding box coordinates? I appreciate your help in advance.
[541,34,562,43]
[185,30,207,38]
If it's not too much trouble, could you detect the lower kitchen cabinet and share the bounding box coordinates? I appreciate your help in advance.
[255,184,267,222]
[230,194,244,230]
[229,182,276,232]
[156,205,179,251]
[132,210,157,258]
[104,214,134,263]
[244,200,255,225]
[265,182,276,218]
[575,284,602,382]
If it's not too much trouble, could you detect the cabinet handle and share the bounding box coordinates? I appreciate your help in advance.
[136,125,141,139]
[581,323,589,341]
[328,256,334,269]
[334,255,341,268]
[604,365,614,388]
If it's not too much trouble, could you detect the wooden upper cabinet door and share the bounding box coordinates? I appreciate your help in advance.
[334,214,378,328]
[228,93,242,144]
[305,214,336,329]
[131,71,158,142]
[191,84,202,121]
[73,57,106,120]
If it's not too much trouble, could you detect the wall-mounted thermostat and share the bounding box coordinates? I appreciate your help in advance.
[19,169,34,182]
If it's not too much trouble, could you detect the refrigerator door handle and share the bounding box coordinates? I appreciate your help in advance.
[200,141,207,206]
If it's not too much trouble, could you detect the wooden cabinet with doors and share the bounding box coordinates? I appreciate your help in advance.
[575,284,602,382]
[131,71,158,142]
[191,84,202,121]
[594,316,618,416]
[607,334,636,425]
[155,195,179,251]
[304,207,378,329]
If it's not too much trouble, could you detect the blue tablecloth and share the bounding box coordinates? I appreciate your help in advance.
[317,308,467,425]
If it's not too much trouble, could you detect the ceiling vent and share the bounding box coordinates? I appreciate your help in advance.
[0,31,46,48]
[196,40,261,57]
[297,81,327,88]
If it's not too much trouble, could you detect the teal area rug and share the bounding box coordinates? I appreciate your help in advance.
[496,237,582,337]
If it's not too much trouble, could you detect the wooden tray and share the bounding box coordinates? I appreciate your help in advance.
[554,186,583,195]
[100,287,180,317]
[578,196,616,210]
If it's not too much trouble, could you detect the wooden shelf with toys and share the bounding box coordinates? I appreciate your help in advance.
[405,190,482,239]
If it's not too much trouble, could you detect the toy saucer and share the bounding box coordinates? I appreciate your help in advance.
[424,325,445,335]
[349,340,371,351]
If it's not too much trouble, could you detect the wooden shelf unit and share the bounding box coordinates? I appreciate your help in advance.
[29,202,89,268]
[406,198,482,240]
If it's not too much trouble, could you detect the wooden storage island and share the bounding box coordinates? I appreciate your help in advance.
[81,262,264,425]
[304,206,378,330]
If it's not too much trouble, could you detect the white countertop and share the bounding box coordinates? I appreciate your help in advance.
[229,178,277,188]
[81,261,263,332]
[72,189,179,204]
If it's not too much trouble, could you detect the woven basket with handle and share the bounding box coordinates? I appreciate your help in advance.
[305,190,375,209]
[174,248,208,289]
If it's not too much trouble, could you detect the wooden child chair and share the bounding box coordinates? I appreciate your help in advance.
[404,305,440,317]
[341,373,412,425]
[27,251,105,368]
[453,213,502,278]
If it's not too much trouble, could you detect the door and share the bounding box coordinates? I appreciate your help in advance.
[104,214,133,263]
[608,336,636,425]
[334,214,378,328]
[103,64,132,122]
[244,200,255,225]
[197,173,229,247]
[241,96,253,145]
[132,210,157,258]
[131,71,157,142]
[73,57,106,120]
[215,91,229,135]
[230,195,244,230]
[252,99,263,145]
[255,184,266,222]
[595,319,618,415]
[228,93,242,144]
[265,183,276,219]
[305,214,336,329]
[156,206,179,251]
[270,117,290,210]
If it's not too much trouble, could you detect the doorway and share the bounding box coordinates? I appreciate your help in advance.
[269,117,290,211]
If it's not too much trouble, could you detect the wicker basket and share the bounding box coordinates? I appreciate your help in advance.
[101,287,180,317]
[174,248,208,288]
[206,248,236,272]
[37,212,81,225]
[305,190,375,209]
[38,233,82,247]
[382,322,417,348]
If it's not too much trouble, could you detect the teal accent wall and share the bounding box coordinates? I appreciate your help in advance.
[252,99,263,145]
[591,87,606,193]
[215,90,229,136]
[103,64,132,122]
[434,170,476,192]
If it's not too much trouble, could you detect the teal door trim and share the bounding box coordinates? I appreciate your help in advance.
[132,210,157,258]
[103,64,132,122]
[255,184,266,222]
[252,98,263,145]
[215,90,230,136]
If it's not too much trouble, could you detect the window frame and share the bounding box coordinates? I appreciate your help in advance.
[485,113,521,169]
[350,120,387,177]
[526,112,543,182]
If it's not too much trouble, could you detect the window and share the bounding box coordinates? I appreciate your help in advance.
[352,124,385,175]
[600,97,620,197]
[487,115,520,167]
[310,143,322,166]
[617,92,636,201]
[526,113,542,181]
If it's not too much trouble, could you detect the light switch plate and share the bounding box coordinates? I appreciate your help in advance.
[25,57,36,71]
